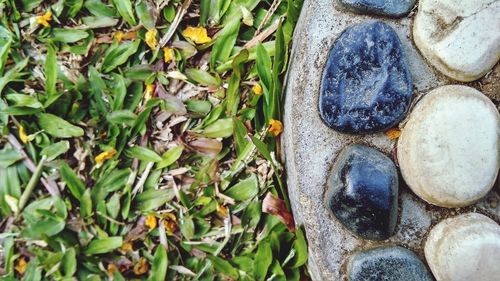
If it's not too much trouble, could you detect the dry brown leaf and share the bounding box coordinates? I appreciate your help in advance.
[262,192,295,232]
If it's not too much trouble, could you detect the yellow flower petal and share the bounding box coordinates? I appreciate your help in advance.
[182,26,211,44]
[36,10,52,28]
[216,203,228,218]
[145,214,157,230]
[120,241,133,252]
[95,149,117,166]
[133,257,149,275]
[144,83,155,101]
[385,128,401,140]
[107,263,117,276]
[15,257,27,275]
[114,31,124,42]
[252,83,263,96]
[163,47,175,63]
[163,213,178,235]
[19,125,29,143]
[269,119,283,137]
[145,28,158,49]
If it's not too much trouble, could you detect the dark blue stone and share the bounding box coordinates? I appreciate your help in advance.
[338,0,416,17]
[319,21,412,134]
[325,144,398,240]
[348,246,434,281]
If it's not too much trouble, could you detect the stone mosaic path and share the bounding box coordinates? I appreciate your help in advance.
[283,0,500,280]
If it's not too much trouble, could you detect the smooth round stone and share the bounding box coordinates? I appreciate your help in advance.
[413,0,500,82]
[398,85,500,207]
[425,213,500,281]
[325,144,398,240]
[348,246,433,281]
[320,21,413,134]
[338,0,416,17]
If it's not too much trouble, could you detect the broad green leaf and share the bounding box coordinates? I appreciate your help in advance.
[148,246,167,281]
[134,188,175,211]
[254,240,272,281]
[185,68,219,86]
[84,237,123,255]
[291,228,308,268]
[202,118,233,138]
[40,141,70,161]
[80,189,92,218]
[52,28,89,43]
[207,255,239,279]
[112,0,137,26]
[85,0,116,17]
[5,94,43,108]
[225,174,258,201]
[82,16,119,28]
[37,113,84,138]
[0,147,22,168]
[136,0,157,30]
[210,16,241,67]
[62,248,77,277]
[0,25,12,75]
[125,146,162,162]
[101,40,140,73]
[107,109,137,126]
[156,145,183,169]
[0,58,29,95]
[60,162,85,200]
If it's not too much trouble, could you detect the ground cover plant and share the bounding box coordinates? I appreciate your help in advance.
[0,0,307,280]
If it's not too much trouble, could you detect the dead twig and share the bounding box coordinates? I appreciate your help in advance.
[159,0,192,48]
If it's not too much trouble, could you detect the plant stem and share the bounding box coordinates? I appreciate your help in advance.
[17,155,47,213]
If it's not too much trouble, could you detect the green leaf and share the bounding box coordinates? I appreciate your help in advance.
[101,40,140,73]
[80,189,92,218]
[185,69,219,86]
[0,147,22,168]
[148,246,167,281]
[134,188,175,211]
[107,109,137,126]
[0,58,29,95]
[254,240,272,281]
[156,145,183,169]
[225,174,258,201]
[52,28,90,43]
[40,141,70,161]
[62,248,77,277]
[136,0,157,30]
[85,0,116,17]
[112,0,137,26]
[291,228,308,268]
[207,255,239,279]
[84,237,123,255]
[210,16,241,67]
[0,25,12,75]
[202,118,233,138]
[82,16,119,28]
[5,94,43,108]
[37,113,84,138]
[256,42,272,91]
[60,162,85,200]
[125,146,163,162]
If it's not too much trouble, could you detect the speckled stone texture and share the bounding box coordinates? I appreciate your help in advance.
[338,0,416,17]
[348,246,433,281]
[325,144,398,240]
[319,21,412,134]
[283,0,500,279]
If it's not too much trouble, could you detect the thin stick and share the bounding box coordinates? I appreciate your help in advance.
[244,19,280,49]
[159,0,192,48]
[7,134,60,197]
[17,155,46,213]
[132,161,155,196]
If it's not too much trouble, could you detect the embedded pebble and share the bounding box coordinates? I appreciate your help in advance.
[325,144,398,240]
[413,0,500,82]
[398,85,500,207]
[338,0,416,17]
[320,21,413,134]
[425,213,500,281]
[348,246,433,281]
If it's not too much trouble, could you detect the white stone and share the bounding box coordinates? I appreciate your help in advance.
[413,0,500,82]
[397,85,500,207]
[425,213,500,281]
